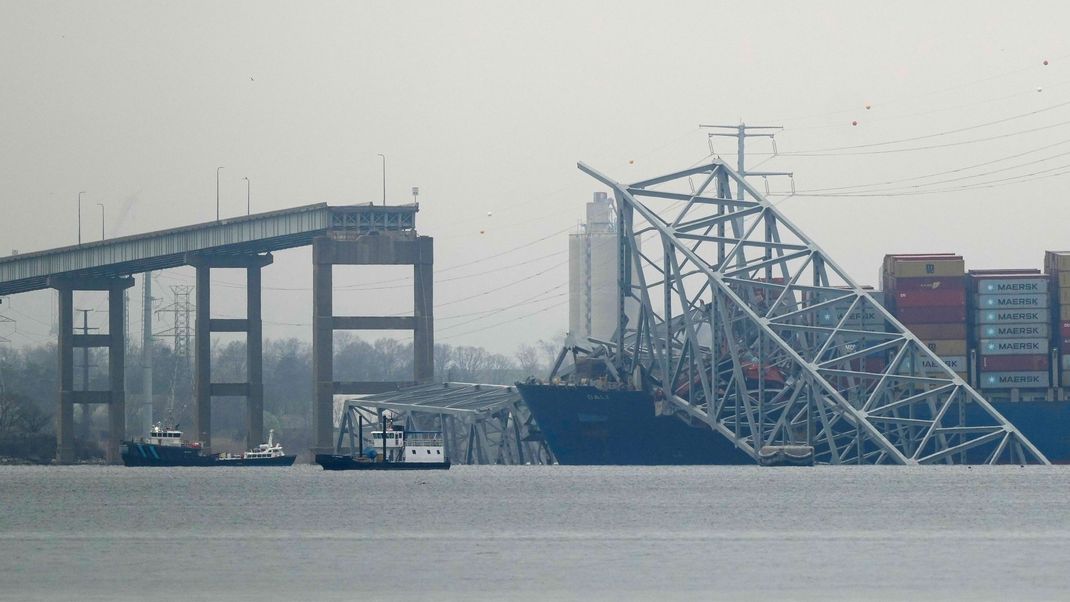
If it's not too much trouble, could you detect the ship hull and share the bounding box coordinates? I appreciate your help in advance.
[120,442,296,467]
[983,401,1070,464]
[517,384,1070,465]
[315,454,451,470]
[516,384,752,465]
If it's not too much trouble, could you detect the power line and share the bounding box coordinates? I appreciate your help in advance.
[796,136,1070,193]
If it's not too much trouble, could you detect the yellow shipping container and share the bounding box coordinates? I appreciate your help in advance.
[888,258,965,278]
[1059,288,1070,305]
[1061,305,1070,321]
[923,339,968,356]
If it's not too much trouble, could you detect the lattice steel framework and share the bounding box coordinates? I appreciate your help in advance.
[338,383,555,465]
[578,160,1048,465]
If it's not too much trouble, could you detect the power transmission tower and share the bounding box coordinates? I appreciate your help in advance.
[154,284,195,421]
[700,123,794,198]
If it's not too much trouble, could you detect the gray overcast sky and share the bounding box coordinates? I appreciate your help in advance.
[2,1,1069,353]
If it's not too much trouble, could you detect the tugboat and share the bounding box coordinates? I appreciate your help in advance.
[316,414,451,471]
[120,425,296,467]
[216,430,296,467]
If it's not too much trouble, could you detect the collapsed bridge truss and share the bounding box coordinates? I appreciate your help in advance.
[577,160,1048,465]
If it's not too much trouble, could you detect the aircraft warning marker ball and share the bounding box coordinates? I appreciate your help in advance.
[1044,59,1049,65]
[852,120,858,126]
[1038,86,1044,92]
[864,103,872,110]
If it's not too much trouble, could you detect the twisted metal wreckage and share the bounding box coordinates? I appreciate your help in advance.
[553,159,1049,465]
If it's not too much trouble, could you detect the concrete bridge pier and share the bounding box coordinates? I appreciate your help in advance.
[311,214,433,455]
[50,275,135,464]
[187,253,273,452]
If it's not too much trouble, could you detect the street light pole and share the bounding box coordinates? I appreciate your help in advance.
[216,166,224,221]
[97,203,105,240]
[377,154,386,206]
[243,176,250,215]
[77,191,86,245]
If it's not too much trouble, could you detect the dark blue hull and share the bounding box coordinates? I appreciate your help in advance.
[985,401,1070,464]
[120,441,296,467]
[517,384,1070,465]
[516,384,751,465]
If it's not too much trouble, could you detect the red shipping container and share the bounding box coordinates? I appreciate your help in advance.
[1061,321,1070,338]
[1060,338,1070,353]
[895,306,967,324]
[890,276,964,292]
[904,323,968,339]
[864,357,887,373]
[980,355,1050,371]
[895,289,966,307]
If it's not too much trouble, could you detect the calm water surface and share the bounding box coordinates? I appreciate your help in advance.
[1,465,1068,601]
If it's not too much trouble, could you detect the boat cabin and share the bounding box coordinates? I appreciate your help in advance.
[148,424,186,447]
[369,428,446,463]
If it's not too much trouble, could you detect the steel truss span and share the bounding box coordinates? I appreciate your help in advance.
[578,160,1048,465]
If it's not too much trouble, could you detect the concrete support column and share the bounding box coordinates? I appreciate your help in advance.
[50,275,134,464]
[246,264,264,450]
[414,236,434,383]
[107,286,125,464]
[195,264,211,450]
[56,287,75,464]
[312,244,334,454]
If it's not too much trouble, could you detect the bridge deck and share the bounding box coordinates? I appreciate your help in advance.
[0,203,418,295]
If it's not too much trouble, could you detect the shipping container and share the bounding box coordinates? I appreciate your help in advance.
[886,257,965,279]
[1059,306,1070,321]
[1044,250,1070,273]
[1058,272,1070,288]
[897,355,965,374]
[978,338,1048,355]
[1062,354,1070,371]
[1057,288,1070,305]
[979,354,1050,372]
[979,371,1050,389]
[922,339,967,356]
[975,293,1049,309]
[967,269,1042,276]
[975,309,1048,324]
[975,323,1049,339]
[815,305,886,329]
[888,276,964,291]
[896,289,967,307]
[1060,321,1070,338]
[972,278,1049,295]
[906,323,967,339]
[895,306,967,324]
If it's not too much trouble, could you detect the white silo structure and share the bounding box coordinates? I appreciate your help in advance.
[569,192,627,342]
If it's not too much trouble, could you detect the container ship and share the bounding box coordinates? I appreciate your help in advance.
[519,251,1070,465]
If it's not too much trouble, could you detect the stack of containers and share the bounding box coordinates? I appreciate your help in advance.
[814,286,887,373]
[882,254,968,380]
[968,269,1050,391]
[1044,251,1070,387]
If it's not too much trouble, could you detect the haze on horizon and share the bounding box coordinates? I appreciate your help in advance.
[2,0,1069,356]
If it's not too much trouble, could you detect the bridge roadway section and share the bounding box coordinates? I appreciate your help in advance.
[0,203,434,463]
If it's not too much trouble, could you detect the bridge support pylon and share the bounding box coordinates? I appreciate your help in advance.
[187,252,273,453]
[49,275,135,464]
[311,205,433,455]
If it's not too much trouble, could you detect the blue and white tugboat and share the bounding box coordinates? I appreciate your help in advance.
[316,415,451,471]
[121,425,296,467]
